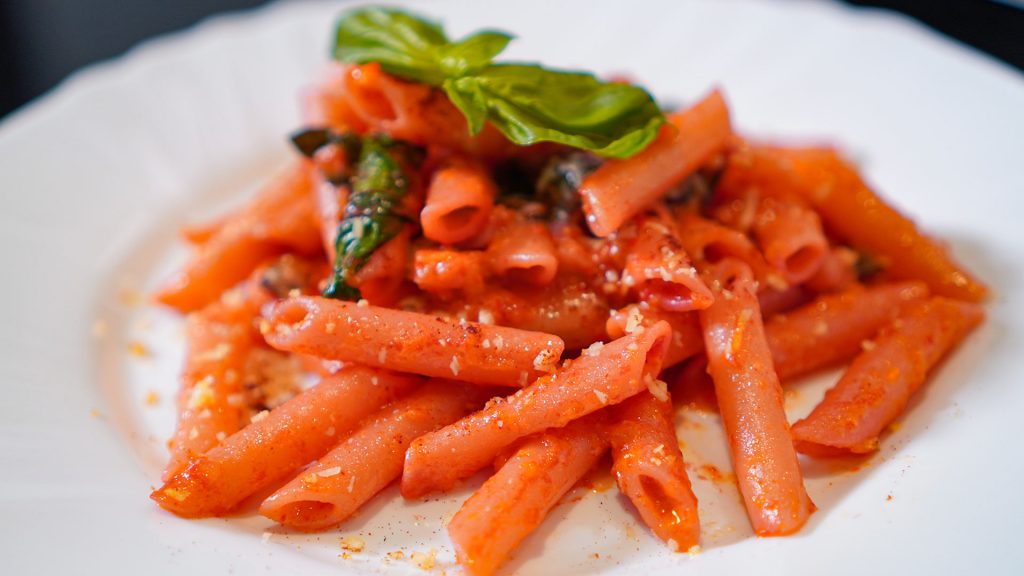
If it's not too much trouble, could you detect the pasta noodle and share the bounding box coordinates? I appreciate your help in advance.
[781,147,989,301]
[485,219,560,286]
[751,198,828,285]
[401,322,671,498]
[609,391,700,550]
[765,281,929,381]
[155,162,321,312]
[792,297,983,455]
[421,158,496,245]
[606,305,704,368]
[259,379,489,530]
[152,366,419,518]
[698,259,815,535]
[623,218,713,311]
[412,248,487,296]
[579,90,733,237]
[263,296,565,386]
[447,414,608,576]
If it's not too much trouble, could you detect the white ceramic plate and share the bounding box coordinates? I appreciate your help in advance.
[2,0,1022,573]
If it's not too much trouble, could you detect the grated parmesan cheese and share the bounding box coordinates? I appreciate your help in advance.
[128,341,150,357]
[410,549,437,571]
[533,349,556,372]
[583,341,604,357]
[624,307,645,334]
[339,536,365,553]
[477,309,495,325]
[194,342,232,362]
[187,376,216,410]
[357,298,370,308]
[593,389,608,404]
[647,378,670,403]
[317,466,342,478]
[251,410,269,423]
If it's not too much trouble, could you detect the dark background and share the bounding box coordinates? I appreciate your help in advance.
[1,0,1021,119]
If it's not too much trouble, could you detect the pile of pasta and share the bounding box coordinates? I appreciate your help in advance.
[151,61,987,575]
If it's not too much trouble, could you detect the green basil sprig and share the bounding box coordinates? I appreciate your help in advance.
[333,7,665,159]
[322,135,423,300]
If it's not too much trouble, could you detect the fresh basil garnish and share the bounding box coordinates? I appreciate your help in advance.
[332,7,665,159]
[323,135,424,300]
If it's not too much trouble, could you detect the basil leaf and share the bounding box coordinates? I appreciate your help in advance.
[323,136,423,300]
[444,65,664,158]
[438,31,513,77]
[334,8,512,87]
[290,128,332,158]
[333,7,450,85]
[331,8,665,158]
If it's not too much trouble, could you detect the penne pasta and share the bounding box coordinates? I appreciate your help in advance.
[400,321,671,498]
[421,158,496,245]
[179,213,230,245]
[263,296,564,386]
[311,169,346,262]
[757,285,812,318]
[470,275,611,350]
[259,380,489,530]
[448,414,609,576]
[609,391,700,551]
[765,281,929,381]
[412,248,488,296]
[782,147,989,302]
[163,299,257,480]
[805,246,859,294]
[485,219,560,286]
[579,90,732,237]
[623,218,713,312]
[751,198,828,285]
[320,63,512,158]
[698,258,815,535]
[606,305,704,368]
[151,367,418,518]
[348,226,413,306]
[164,256,324,480]
[674,211,773,281]
[155,162,322,313]
[792,297,984,456]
